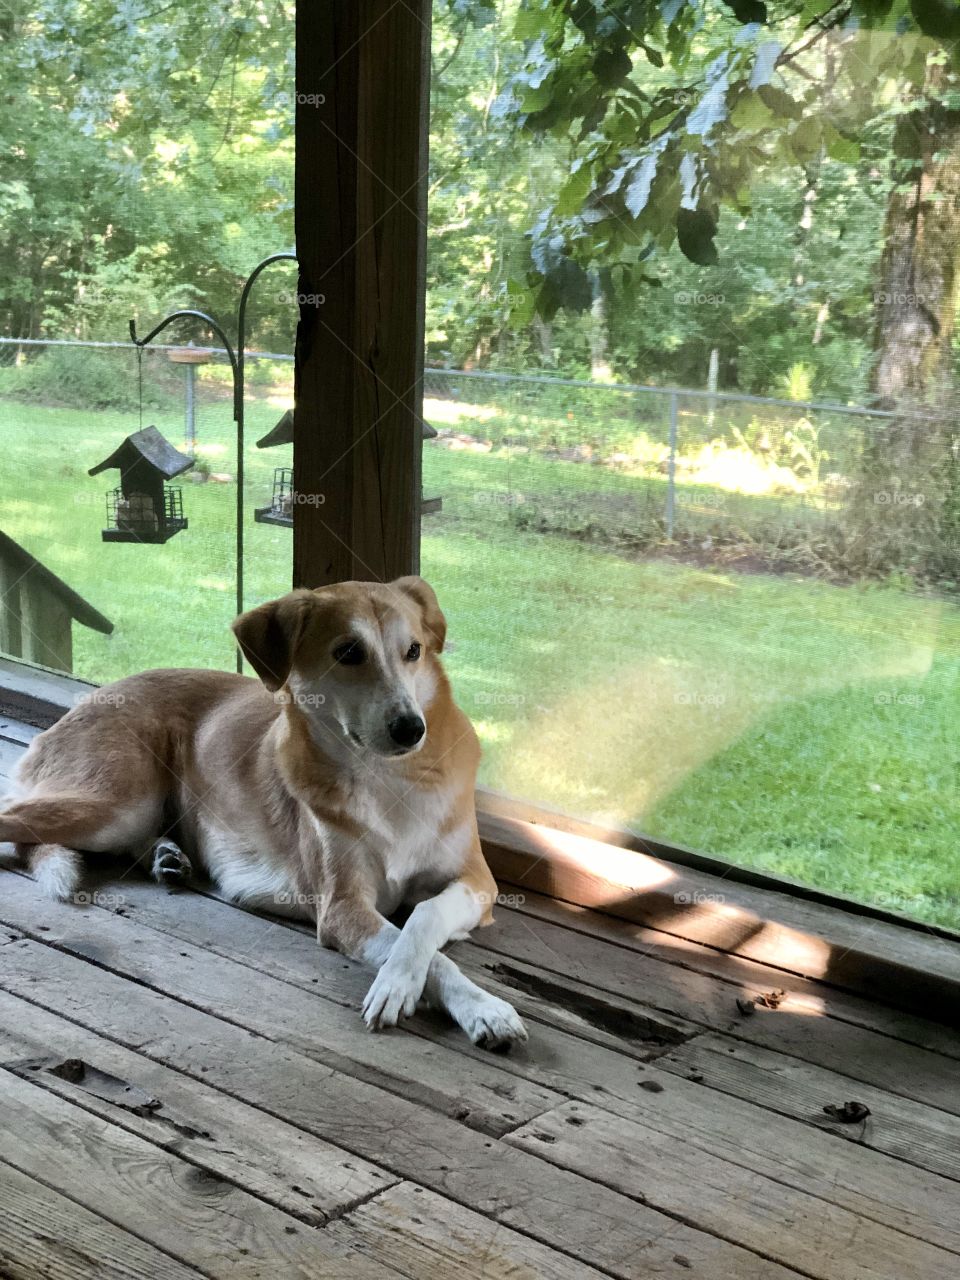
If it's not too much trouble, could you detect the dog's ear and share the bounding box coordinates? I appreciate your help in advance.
[392,576,446,653]
[232,590,315,690]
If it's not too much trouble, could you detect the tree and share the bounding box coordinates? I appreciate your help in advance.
[0,1,294,342]
[500,1,950,343]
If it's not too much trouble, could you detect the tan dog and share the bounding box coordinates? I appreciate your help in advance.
[0,577,527,1049]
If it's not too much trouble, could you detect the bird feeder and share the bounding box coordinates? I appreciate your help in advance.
[253,411,295,526]
[255,466,295,527]
[89,425,194,543]
[252,411,442,525]
[167,343,213,452]
[421,420,442,515]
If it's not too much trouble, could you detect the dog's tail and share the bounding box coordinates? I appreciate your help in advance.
[27,844,81,901]
[0,795,101,903]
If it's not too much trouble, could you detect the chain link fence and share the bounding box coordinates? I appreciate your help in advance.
[422,367,957,586]
[1,337,957,684]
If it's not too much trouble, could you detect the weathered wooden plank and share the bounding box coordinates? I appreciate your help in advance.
[112,876,695,1061]
[0,735,23,783]
[467,896,960,1115]
[327,1181,608,1280]
[480,811,960,1023]
[570,1058,960,1254]
[21,588,72,673]
[74,876,960,1196]
[0,988,396,1224]
[0,654,90,726]
[506,888,960,1060]
[507,1102,960,1280]
[0,938,803,1279]
[658,1032,960,1184]
[6,844,960,1206]
[0,870,558,1137]
[0,557,23,660]
[0,1067,394,1279]
[0,716,40,745]
[0,1155,203,1280]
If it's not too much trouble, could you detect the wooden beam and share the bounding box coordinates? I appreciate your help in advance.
[20,588,72,673]
[293,0,431,587]
[0,554,22,659]
[478,808,960,1025]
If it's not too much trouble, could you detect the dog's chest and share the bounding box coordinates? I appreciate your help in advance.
[351,775,471,905]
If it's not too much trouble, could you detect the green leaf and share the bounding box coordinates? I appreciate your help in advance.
[687,81,729,135]
[592,46,633,88]
[514,2,554,40]
[757,84,803,119]
[826,131,861,164]
[687,54,730,136]
[724,0,768,22]
[507,277,536,327]
[624,149,664,218]
[910,0,960,39]
[677,206,719,265]
[520,81,554,113]
[729,91,775,130]
[790,116,822,161]
[556,162,593,215]
[539,258,593,316]
[749,41,781,89]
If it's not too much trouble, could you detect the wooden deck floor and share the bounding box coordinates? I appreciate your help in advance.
[1,712,959,1279]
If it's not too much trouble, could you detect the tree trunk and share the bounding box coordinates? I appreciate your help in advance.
[844,61,960,586]
[589,271,611,381]
[532,314,554,366]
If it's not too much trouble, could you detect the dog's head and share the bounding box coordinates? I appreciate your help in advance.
[232,576,447,758]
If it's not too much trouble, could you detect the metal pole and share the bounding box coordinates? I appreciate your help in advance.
[185,363,196,450]
[130,254,297,676]
[130,309,243,672]
[236,253,297,598]
[666,391,678,540]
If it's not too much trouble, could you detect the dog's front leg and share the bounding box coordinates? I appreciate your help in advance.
[360,879,482,1029]
[319,887,527,1049]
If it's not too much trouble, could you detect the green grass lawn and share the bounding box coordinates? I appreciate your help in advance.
[2,392,959,931]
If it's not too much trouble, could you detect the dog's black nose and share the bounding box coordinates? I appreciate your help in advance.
[388,713,425,748]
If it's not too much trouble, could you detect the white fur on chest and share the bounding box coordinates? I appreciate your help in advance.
[334,775,471,913]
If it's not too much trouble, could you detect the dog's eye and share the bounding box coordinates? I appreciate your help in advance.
[404,642,421,662]
[333,640,365,666]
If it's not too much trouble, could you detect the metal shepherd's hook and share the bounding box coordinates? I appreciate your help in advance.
[129,254,296,674]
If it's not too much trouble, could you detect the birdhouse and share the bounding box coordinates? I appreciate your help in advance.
[88,425,194,543]
[254,408,294,451]
[0,530,112,673]
[253,411,295,526]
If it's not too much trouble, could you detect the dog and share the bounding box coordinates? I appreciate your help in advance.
[0,576,527,1050]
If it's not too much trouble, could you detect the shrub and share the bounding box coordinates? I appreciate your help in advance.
[0,345,166,412]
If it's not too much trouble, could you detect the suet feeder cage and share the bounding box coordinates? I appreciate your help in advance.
[89,425,194,543]
[255,467,295,527]
[253,411,295,526]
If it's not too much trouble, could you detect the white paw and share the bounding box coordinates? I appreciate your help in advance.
[362,963,425,1030]
[462,993,527,1051]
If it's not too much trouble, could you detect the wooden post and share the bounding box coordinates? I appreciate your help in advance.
[0,555,23,659]
[20,588,72,673]
[293,0,431,587]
